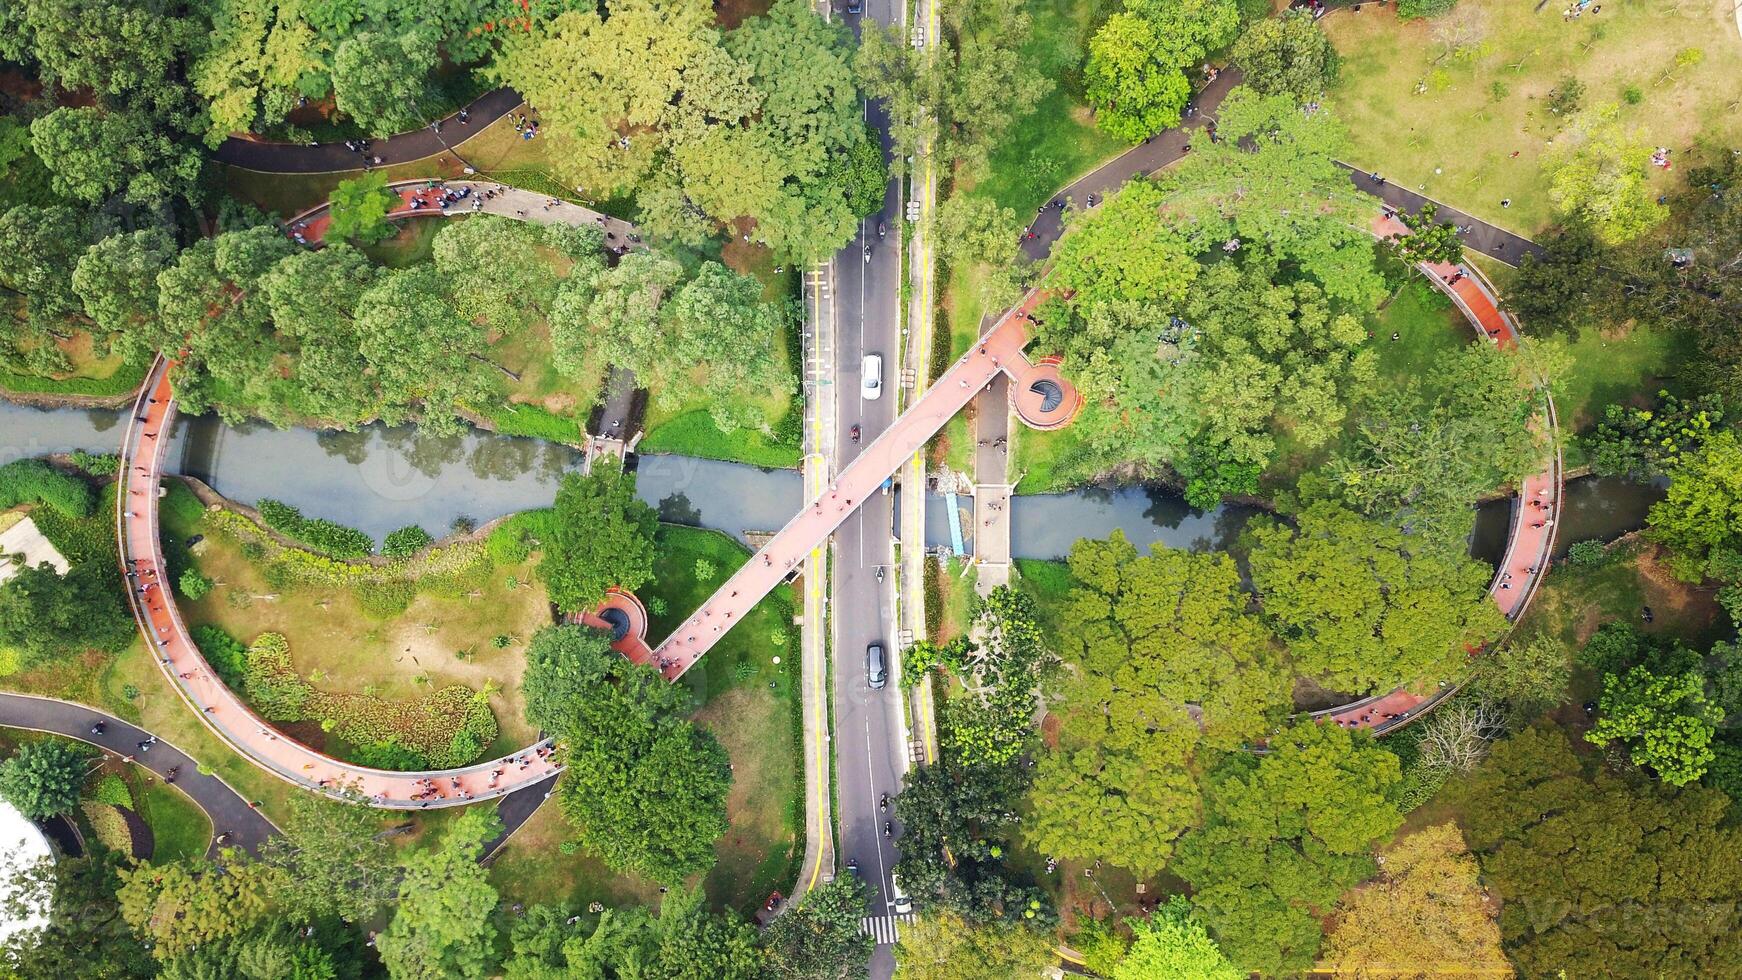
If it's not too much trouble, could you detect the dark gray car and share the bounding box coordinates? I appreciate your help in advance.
[866,643,887,689]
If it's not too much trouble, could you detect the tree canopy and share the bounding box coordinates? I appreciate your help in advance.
[0,738,91,820]
[1028,533,1288,877]
[1452,724,1742,976]
[523,624,732,883]
[536,470,658,614]
[1173,720,1403,976]
[892,910,1057,980]
[377,806,504,980]
[1085,0,1239,143]
[761,874,875,980]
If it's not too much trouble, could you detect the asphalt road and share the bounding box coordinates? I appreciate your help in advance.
[830,0,909,973]
[213,87,524,173]
[0,692,278,855]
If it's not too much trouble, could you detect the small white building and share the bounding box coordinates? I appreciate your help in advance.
[0,516,69,586]
[0,798,54,945]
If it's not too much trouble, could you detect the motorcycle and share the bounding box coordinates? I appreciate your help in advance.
[883,822,893,838]
[875,567,884,584]
[878,220,887,240]
[879,793,889,812]
[850,424,861,443]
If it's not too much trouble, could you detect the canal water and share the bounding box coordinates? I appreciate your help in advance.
[0,401,1660,561]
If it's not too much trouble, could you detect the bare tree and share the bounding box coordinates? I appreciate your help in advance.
[1416,697,1508,775]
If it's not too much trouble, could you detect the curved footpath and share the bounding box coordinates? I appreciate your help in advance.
[214,88,523,173]
[286,178,640,251]
[0,691,276,855]
[116,360,562,809]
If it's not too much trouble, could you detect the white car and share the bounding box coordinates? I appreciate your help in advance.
[889,873,912,915]
[861,354,883,400]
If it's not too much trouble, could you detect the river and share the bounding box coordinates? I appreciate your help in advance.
[0,401,1658,562]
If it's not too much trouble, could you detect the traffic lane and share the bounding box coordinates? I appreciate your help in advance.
[831,497,903,904]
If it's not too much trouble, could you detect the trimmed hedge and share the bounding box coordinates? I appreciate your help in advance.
[92,773,133,809]
[80,800,135,855]
[256,498,374,558]
[0,459,94,517]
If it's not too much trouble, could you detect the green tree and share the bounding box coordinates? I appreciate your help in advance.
[1173,720,1403,975]
[524,625,732,883]
[653,261,791,432]
[1647,429,1742,580]
[893,910,1056,980]
[0,561,135,668]
[1329,340,1547,546]
[178,568,213,600]
[1248,501,1508,694]
[1028,533,1288,877]
[1470,633,1571,718]
[116,853,279,960]
[10,0,201,124]
[1111,897,1241,980]
[331,30,438,134]
[354,265,487,433]
[155,225,297,416]
[1085,13,1194,144]
[29,107,201,205]
[1586,389,1723,481]
[0,738,91,820]
[0,204,90,329]
[325,172,401,246]
[1231,10,1338,100]
[72,227,179,360]
[1086,0,1239,143]
[377,806,503,980]
[257,789,401,923]
[1452,724,1742,977]
[1547,110,1668,244]
[256,243,383,425]
[1048,180,1198,308]
[0,850,155,978]
[536,470,658,614]
[762,875,874,980]
[1388,201,1465,266]
[502,888,762,979]
[1588,661,1721,785]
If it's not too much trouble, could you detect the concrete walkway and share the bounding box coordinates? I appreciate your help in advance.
[118,360,564,808]
[0,692,276,855]
[286,179,640,253]
[647,294,1055,677]
[1316,213,1563,733]
[214,88,524,173]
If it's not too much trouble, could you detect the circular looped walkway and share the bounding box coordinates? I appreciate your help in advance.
[117,360,561,809]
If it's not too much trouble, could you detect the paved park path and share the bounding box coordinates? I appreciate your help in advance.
[214,89,524,173]
[288,179,640,252]
[0,691,277,855]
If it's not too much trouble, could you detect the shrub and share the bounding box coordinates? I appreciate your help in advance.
[1397,0,1457,19]
[355,579,417,618]
[382,525,434,560]
[178,568,213,601]
[486,509,554,565]
[68,451,119,476]
[0,459,93,517]
[1546,75,1585,117]
[255,498,374,558]
[242,632,313,721]
[694,558,717,582]
[1566,539,1610,569]
[80,799,134,854]
[93,773,133,809]
[1622,84,1643,105]
[647,595,668,616]
[191,625,248,687]
[352,739,427,770]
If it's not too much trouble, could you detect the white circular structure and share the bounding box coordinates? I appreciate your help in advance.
[0,799,54,945]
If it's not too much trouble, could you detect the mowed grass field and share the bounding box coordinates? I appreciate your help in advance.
[1325,0,1742,235]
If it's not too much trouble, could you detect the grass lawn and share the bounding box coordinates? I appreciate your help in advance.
[931,557,980,644]
[163,492,553,758]
[638,409,801,469]
[1013,557,1075,638]
[359,217,449,269]
[487,800,662,911]
[1550,321,1694,469]
[132,771,212,863]
[1010,422,1092,494]
[1514,537,1728,655]
[0,330,146,399]
[1325,0,1742,236]
[943,263,988,365]
[971,0,1126,217]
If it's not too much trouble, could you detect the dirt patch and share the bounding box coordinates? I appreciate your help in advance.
[713,0,772,28]
[1633,542,1723,633]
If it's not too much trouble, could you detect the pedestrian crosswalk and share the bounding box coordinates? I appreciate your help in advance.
[860,913,915,945]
